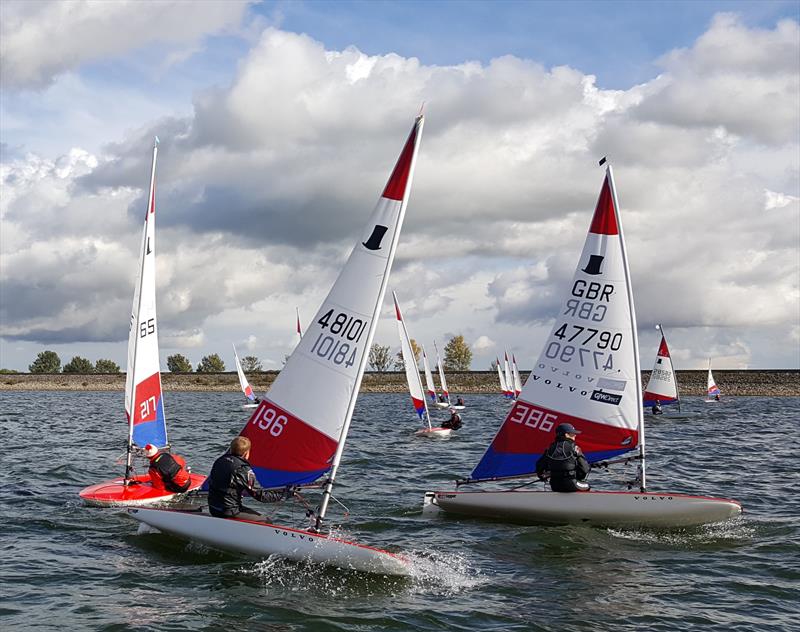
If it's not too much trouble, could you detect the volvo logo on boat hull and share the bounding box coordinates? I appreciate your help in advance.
[591,390,622,405]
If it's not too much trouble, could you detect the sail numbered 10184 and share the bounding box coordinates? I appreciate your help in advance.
[308,307,370,371]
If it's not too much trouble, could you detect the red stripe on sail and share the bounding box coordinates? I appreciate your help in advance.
[241,399,338,473]
[657,336,670,357]
[382,121,418,201]
[490,399,638,457]
[589,176,619,235]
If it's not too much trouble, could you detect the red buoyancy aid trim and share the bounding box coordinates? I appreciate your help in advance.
[149,453,191,492]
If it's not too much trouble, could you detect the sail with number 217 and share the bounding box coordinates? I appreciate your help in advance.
[471,168,641,480]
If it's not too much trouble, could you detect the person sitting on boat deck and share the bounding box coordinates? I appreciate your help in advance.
[651,400,663,415]
[144,444,192,493]
[714,394,721,402]
[456,396,465,407]
[252,396,261,404]
[442,408,463,430]
[438,394,447,403]
[535,423,590,493]
[207,436,286,519]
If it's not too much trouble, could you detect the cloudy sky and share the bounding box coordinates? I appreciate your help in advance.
[1,0,798,373]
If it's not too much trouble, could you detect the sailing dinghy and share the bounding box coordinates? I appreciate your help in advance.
[423,161,741,528]
[393,292,452,438]
[80,138,204,507]
[503,352,514,400]
[431,341,452,408]
[233,343,259,409]
[643,325,681,411]
[511,354,523,399]
[129,115,426,575]
[496,357,511,397]
[706,358,721,402]
[422,346,438,405]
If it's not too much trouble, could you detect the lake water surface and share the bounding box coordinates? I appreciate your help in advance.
[1,392,798,631]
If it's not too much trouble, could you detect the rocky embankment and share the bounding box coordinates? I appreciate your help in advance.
[1,370,797,396]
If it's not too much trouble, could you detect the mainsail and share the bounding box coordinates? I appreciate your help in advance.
[296,307,303,341]
[125,137,167,471]
[496,357,509,396]
[393,292,429,425]
[434,340,450,403]
[512,354,523,398]
[422,346,437,402]
[233,343,256,402]
[642,326,680,408]
[238,116,424,497]
[707,358,721,400]
[503,352,513,399]
[471,165,643,481]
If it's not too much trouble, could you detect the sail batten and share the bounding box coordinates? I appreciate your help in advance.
[471,168,641,482]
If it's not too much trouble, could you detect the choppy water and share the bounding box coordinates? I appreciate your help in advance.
[1,392,798,631]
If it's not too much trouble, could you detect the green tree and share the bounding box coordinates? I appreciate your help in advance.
[241,355,262,372]
[443,335,472,371]
[94,359,121,373]
[29,350,61,373]
[166,354,193,373]
[63,356,94,373]
[197,353,225,372]
[393,338,421,370]
[0,368,19,374]
[368,344,392,372]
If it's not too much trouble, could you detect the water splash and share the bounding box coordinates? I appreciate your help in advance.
[605,515,755,546]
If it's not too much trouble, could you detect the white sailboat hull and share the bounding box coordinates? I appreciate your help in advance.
[414,427,452,438]
[424,489,742,528]
[128,507,410,576]
[433,402,450,408]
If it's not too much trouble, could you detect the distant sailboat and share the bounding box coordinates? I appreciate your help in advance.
[643,325,681,411]
[296,307,303,341]
[503,352,514,399]
[424,160,741,528]
[130,114,425,575]
[393,292,452,438]
[706,358,721,402]
[496,357,510,397]
[511,354,523,399]
[432,340,451,408]
[80,138,204,507]
[233,343,259,409]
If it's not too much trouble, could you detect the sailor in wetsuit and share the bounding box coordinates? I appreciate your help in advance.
[651,400,663,415]
[207,436,287,519]
[535,423,590,492]
[144,444,192,493]
[442,408,463,430]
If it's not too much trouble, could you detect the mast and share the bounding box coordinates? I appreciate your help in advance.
[605,160,646,491]
[125,137,159,483]
[659,323,682,412]
[316,115,424,529]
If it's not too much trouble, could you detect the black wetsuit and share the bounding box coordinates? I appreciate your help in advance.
[207,453,283,518]
[535,437,590,492]
[442,413,462,430]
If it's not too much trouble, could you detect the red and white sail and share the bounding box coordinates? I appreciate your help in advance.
[125,137,167,452]
[296,307,303,341]
[503,352,513,399]
[496,357,509,396]
[642,326,680,408]
[512,354,523,398]
[233,343,256,402]
[239,116,425,491]
[706,358,721,400]
[472,165,643,481]
[434,340,450,403]
[422,346,437,402]
[393,292,429,425]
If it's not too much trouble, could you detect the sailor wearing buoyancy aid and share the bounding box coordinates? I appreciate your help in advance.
[535,423,591,492]
[144,444,192,493]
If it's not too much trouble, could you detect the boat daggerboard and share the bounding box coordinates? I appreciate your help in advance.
[496,357,509,396]
[642,328,680,407]
[125,137,167,456]
[503,352,513,399]
[233,343,256,402]
[434,340,449,400]
[238,116,424,490]
[422,346,437,403]
[512,354,523,398]
[707,359,721,399]
[471,167,642,481]
[393,292,429,424]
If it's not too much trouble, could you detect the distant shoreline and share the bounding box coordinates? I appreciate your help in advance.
[0,370,797,396]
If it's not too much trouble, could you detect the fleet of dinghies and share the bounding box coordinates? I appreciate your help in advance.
[422,160,741,528]
[80,117,742,577]
[128,114,426,575]
[79,138,205,507]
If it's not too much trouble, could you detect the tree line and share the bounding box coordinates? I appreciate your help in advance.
[20,335,473,374]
